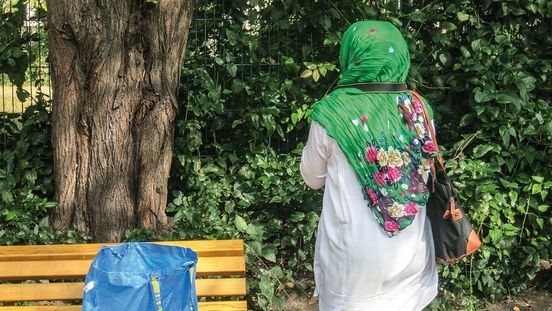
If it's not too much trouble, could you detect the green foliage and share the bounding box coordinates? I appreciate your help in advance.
[0,0,39,101]
[398,0,552,303]
[0,96,89,244]
[168,0,552,309]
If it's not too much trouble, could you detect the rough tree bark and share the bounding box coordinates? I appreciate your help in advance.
[47,0,195,242]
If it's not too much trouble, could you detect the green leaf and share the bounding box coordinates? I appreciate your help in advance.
[410,10,425,22]
[488,229,502,241]
[39,216,49,228]
[441,22,457,31]
[471,39,481,51]
[234,216,247,232]
[499,126,510,147]
[474,90,492,103]
[547,121,552,137]
[496,94,521,110]
[536,218,544,229]
[532,183,542,195]
[226,64,237,77]
[300,69,312,78]
[523,125,537,136]
[291,212,305,222]
[312,69,320,82]
[460,46,471,58]
[457,12,469,21]
[509,191,518,204]
[246,223,263,238]
[438,54,448,65]
[388,17,403,27]
[225,29,238,45]
[1,191,13,203]
[319,65,327,77]
[459,114,475,127]
[16,88,29,102]
[261,246,277,262]
[305,62,317,70]
[269,265,284,278]
[473,144,494,158]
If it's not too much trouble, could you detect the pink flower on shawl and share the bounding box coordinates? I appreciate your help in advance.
[384,220,399,231]
[361,114,368,124]
[367,190,378,204]
[411,97,423,114]
[373,171,387,186]
[404,202,419,216]
[409,184,426,194]
[387,166,401,183]
[365,147,378,163]
[422,141,439,154]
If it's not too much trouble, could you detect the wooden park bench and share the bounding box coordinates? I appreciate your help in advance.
[0,240,246,310]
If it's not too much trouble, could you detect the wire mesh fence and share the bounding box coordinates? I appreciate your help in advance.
[1,0,50,114]
[1,0,292,112]
[1,0,298,153]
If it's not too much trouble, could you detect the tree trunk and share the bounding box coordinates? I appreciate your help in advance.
[47,0,195,242]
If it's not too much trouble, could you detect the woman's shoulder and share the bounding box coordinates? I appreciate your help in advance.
[311,91,341,115]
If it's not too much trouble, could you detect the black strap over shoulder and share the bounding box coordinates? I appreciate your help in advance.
[333,82,408,93]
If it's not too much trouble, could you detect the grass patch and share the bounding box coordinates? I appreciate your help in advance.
[1,83,51,113]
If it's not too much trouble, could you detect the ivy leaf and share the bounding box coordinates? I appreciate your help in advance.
[234,216,247,232]
[300,69,312,78]
[388,17,402,27]
[457,12,469,21]
[473,144,494,158]
[312,69,320,82]
[261,246,277,262]
[319,65,327,77]
[536,218,544,229]
[226,64,237,78]
[499,126,510,147]
[441,22,457,31]
[225,29,238,45]
[1,191,13,203]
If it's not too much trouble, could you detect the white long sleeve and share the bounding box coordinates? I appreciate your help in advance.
[300,121,328,190]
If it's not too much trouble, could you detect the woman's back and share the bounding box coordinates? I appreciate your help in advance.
[301,114,438,311]
[300,20,439,311]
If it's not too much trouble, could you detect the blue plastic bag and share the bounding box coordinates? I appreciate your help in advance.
[82,242,198,311]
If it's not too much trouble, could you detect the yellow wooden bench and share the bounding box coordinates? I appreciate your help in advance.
[0,240,246,310]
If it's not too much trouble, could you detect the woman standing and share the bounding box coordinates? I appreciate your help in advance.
[300,21,438,310]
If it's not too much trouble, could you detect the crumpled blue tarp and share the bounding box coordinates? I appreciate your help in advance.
[82,242,198,311]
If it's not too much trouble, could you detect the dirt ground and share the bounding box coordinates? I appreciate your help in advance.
[283,288,552,311]
[485,289,552,311]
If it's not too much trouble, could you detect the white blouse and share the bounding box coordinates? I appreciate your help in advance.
[300,121,438,311]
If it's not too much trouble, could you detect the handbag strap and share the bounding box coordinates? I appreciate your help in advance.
[409,90,446,184]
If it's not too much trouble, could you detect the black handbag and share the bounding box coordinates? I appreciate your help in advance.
[413,90,482,264]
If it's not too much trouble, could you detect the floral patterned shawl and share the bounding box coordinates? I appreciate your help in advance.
[310,21,438,236]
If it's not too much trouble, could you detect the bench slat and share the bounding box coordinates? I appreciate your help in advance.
[0,278,246,302]
[0,301,247,311]
[0,256,245,280]
[0,240,244,261]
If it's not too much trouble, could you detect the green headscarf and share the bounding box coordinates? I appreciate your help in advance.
[310,21,438,236]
